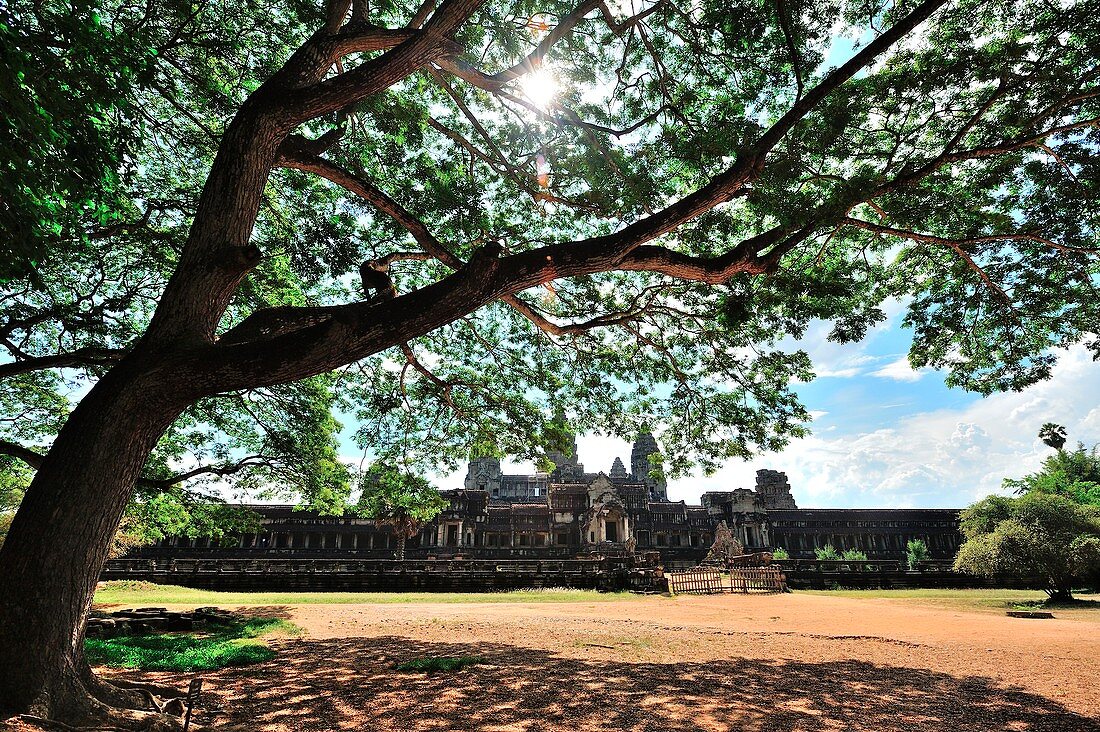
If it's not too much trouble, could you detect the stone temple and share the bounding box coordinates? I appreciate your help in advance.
[152,432,964,562]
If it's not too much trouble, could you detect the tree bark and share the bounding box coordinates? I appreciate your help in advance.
[0,353,193,721]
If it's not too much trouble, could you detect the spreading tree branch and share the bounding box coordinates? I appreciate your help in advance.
[0,439,271,491]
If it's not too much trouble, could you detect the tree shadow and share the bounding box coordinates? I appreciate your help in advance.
[115,636,1100,731]
[229,605,295,621]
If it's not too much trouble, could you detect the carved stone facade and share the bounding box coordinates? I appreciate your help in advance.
[464,432,667,501]
[153,438,964,562]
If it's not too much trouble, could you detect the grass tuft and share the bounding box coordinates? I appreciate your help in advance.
[395,656,484,673]
[85,617,297,671]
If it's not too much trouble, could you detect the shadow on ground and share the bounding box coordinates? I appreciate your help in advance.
[118,636,1100,732]
[227,605,295,621]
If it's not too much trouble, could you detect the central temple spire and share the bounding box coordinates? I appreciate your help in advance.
[630,431,667,500]
[545,407,580,469]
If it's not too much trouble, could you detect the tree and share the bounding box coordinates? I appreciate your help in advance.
[1005,442,1100,507]
[356,468,447,560]
[905,539,929,569]
[1038,423,1068,451]
[954,493,1100,601]
[1,0,1098,725]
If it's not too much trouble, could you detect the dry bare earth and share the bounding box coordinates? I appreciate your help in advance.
[105,593,1099,732]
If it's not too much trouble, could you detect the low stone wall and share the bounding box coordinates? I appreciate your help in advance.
[86,606,240,639]
[127,545,712,564]
[101,556,663,592]
[774,559,1041,590]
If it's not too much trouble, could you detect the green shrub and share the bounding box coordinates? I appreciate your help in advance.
[771,547,790,559]
[814,545,841,560]
[841,549,867,561]
[906,539,930,569]
[954,493,1100,600]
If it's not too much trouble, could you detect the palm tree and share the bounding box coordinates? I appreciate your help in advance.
[1039,423,1068,451]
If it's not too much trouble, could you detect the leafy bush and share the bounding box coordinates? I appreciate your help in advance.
[906,539,930,569]
[954,493,1100,600]
[841,549,867,561]
[1004,442,1100,507]
[771,547,790,559]
[814,545,841,560]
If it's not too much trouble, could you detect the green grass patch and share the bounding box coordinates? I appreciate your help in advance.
[394,656,484,673]
[95,581,639,607]
[85,617,298,672]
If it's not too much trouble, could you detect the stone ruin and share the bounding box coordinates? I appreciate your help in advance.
[86,606,241,639]
[703,521,744,565]
[755,469,798,509]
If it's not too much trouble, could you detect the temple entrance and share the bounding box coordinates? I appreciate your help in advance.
[446,524,459,546]
[605,522,619,542]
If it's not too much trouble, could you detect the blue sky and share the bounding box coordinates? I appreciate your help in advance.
[419,299,1100,510]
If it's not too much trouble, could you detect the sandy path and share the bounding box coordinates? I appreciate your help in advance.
[110,594,1100,731]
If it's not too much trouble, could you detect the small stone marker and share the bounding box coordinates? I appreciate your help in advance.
[1005,610,1054,618]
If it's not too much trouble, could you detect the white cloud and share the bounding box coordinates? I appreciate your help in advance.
[661,346,1100,509]
[870,355,931,382]
[795,298,910,380]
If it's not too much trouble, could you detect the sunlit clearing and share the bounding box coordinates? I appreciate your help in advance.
[520,67,558,110]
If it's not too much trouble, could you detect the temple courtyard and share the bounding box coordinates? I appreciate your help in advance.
[89,588,1100,731]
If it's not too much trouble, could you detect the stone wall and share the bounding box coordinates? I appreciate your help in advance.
[101,555,666,592]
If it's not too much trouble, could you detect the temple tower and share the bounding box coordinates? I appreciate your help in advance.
[464,455,502,493]
[630,431,667,500]
[755,469,798,509]
[609,457,629,482]
[545,408,580,470]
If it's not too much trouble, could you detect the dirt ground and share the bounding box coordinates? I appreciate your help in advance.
[109,593,1100,732]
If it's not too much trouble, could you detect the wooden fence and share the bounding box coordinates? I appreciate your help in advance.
[667,567,724,594]
[727,567,787,593]
[667,566,787,595]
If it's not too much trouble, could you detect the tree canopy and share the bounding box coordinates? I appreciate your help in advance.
[1005,441,1100,507]
[2,0,1098,504]
[357,466,447,557]
[954,492,1100,599]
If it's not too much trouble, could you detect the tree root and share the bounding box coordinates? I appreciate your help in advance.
[14,704,190,732]
[80,665,188,716]
[14,670,195,732]
[99,681,185,703]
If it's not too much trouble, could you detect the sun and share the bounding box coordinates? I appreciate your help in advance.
[519,66,558,110]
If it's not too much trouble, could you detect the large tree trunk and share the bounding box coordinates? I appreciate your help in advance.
[0,353,192,725]
[0,88,288,723]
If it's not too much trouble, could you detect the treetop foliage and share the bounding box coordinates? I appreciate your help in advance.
[1005,441,1100,507]
[356,466,447,534]
[1,0,1098,517]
